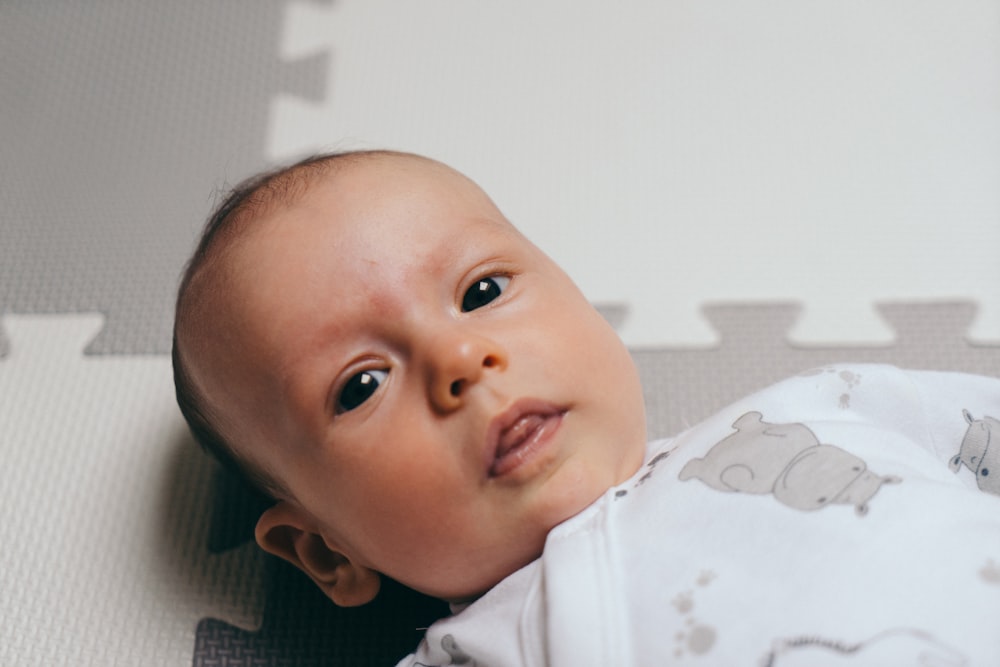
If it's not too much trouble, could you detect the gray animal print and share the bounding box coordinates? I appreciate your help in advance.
[679,412,900,515]
[441,635,477,665]
[950,410,1000,495]
[671,570,718,659]
[413,635,478,667]
[761,628,967,666]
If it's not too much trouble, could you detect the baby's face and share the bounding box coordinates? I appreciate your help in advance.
[201,155,647,600]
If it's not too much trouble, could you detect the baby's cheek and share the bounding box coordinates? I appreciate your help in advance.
[364,459,459,531]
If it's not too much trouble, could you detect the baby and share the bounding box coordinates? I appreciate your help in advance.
[175,150,1000,666]
[173,150,649,604]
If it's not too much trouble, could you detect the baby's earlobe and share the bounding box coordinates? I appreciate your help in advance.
[254,502,381,606]
[325,560,382,607]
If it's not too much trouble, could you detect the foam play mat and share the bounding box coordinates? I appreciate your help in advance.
[2,2,998,665]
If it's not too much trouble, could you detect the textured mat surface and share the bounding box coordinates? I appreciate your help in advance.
[0,315,265,665]
[0,1,327,355]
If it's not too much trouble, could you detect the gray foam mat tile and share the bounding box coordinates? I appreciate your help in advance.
[0,1,328,356]
[635,301,1000,439]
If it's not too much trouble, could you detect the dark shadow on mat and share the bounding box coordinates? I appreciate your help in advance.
[195,562,448,667]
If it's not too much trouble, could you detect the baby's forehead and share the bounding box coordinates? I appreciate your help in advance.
[210,153,528,312]
[250,154,509,242]
[224,155,515,282]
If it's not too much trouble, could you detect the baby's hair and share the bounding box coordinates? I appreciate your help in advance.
[172,149,404,501]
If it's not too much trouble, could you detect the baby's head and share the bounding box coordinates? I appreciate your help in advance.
[173,150,647,605]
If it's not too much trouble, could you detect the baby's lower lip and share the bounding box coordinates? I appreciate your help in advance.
[489,412,564,478]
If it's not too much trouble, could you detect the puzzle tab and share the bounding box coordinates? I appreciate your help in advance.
[631,301,1000,439]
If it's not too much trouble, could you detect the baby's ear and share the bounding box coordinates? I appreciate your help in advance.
[255,501,381,606]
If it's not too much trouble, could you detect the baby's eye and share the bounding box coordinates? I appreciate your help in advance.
[461,275,510,312]
[336,369,388,413]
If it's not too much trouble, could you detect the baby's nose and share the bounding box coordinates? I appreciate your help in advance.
[428,334,507,412]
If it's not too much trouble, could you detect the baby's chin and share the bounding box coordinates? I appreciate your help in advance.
[421,444,646,603]
[438,552,542,607]
[425,529,551,604]
[537,445,643,520]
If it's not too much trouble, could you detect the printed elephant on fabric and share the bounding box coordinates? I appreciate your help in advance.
[679,412,900,515]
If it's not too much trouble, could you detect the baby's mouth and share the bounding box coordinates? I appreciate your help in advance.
[486,400,565,478]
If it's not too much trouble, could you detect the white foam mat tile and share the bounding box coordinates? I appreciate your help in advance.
[273,0,1000,347]
[0,314,266,666]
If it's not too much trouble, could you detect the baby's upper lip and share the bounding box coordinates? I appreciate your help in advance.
[483,398,565,475]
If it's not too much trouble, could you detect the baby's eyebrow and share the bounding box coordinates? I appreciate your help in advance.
[415,220,510,267]
[273,324,349,400]
[475,215,518,233]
